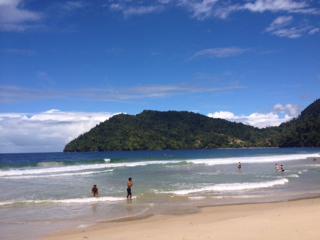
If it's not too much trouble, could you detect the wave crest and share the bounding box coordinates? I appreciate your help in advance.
[0,153,318,178]
[0,196,127,207]
[2,169,113,179]
[163,178,289,195]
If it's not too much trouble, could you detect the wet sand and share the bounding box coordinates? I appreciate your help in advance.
[45,197,320,240]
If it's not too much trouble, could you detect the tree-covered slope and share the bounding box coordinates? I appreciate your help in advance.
[64,99,320,152]
[278,99,320,147]
[64,110,276,151]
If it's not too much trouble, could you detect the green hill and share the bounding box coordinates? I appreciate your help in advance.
[64,99,320,152]
[278,99,320,147]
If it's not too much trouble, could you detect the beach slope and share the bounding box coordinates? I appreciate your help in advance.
[45,198,320,240]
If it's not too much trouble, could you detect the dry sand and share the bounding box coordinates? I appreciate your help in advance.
[45,198,320,240]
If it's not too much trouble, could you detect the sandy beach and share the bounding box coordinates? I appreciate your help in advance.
[45,197,320,240]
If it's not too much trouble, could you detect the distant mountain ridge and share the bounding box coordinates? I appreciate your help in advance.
[64,99,320,152]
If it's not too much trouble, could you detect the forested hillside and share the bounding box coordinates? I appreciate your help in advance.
[64,99,320,151]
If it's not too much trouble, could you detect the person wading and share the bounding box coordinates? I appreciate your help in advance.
[127,177,133,199]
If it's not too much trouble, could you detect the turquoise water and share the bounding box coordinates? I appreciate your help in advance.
[1,148,320,239]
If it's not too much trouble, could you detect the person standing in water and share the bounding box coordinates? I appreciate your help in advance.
[91,184,99,197]
[127,177,133,199]
[237,162,242,170]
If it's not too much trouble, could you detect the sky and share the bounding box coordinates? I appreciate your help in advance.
[0,0,319,153]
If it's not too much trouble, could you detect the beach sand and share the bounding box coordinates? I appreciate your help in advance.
[45,198,320,240]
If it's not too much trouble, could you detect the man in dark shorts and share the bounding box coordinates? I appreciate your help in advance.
[127,177,133,199]
[91,184,99,197]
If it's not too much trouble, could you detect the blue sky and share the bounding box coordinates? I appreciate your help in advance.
[0,0,320,152]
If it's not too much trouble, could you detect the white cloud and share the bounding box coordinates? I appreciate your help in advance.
[110,3,164,17]
[265,16,319,38]
[242,0,309,13]
[0,84,243,103]
[0,110,116,153]
[0,103,301,152]
[309,28,320,35]
[108,0,319,19]
[208,103,300,128]
[191,47,249,59]
[177,0,318,20]
[62,1,86,11]
[266,15,293,31]
[178,0,219,20]
[0,0,42,31]
[269,26,306,38]
[273,103,300,117]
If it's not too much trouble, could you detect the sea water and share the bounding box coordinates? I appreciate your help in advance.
[1,148,320,239]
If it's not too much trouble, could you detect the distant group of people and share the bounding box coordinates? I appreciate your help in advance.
[275,163,285,172]
[91,177,134,199]
[236,162,285,172]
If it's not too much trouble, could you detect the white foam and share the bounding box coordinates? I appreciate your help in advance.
[0,163,110,177]
[106,153,319,169]
[303,164,320,168]
[184,153,320,166]
[0,160,182,177]
[0,201,14,206]
[1,153,318,178]
[2,169,113,179]
[104,158,111,163]
[0,196,127,207]
[164,178,289,195]
[37,161,65,168]
[77,224,91,229]
[188,196,206,200]
[287,174,299,178]
[105,160,183,168]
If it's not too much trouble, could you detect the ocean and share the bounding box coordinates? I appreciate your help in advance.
[1,148,320,239]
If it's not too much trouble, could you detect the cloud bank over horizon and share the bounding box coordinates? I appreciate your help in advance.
[208,104,300,128]
[0,109,116,153]
[0,104,300,153]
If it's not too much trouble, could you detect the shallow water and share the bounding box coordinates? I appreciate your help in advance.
[1,148,320,239]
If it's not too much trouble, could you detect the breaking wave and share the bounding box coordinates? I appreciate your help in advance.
[0,163,112,177]
[0,153,318,178]
[2,169,113,179]
[0,196,127,207]
[163,178,289,195]
[184,153,320,166]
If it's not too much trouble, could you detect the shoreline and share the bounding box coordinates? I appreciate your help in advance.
[44,197,320,240]
[63,146,282,153]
